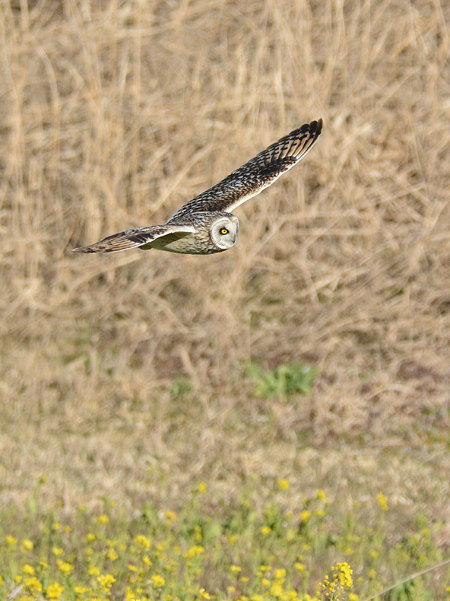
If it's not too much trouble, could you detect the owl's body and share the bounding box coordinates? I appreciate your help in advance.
[73,119,322,256]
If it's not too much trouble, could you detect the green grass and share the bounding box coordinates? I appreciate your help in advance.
[1,479,449,601]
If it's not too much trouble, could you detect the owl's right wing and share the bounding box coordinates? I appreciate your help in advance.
[72,223,195,254]
[169,119,322,221]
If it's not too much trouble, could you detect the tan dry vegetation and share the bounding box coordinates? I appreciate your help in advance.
[0,0,450,520]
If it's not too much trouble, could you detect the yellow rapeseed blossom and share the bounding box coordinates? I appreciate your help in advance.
[108,548,119,561]
[98,573,116,591]
[88,565,101,576]
[278,479,290,490]
[134,535,151,550]
[99,514,109,524]
[275,568,286,580]
[45,582,65,599]
[377,493,388,511]
[24,576,43,593]
[57,560,74,575]
[183,545,205,559]
[150,574,165,588]
[22,564,35,575]
[335,563,353,588]
[22,539,34,551]
[300,511,311,522]
[5,535,17,545]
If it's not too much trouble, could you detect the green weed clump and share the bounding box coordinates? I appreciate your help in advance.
[247,363,318,398]
[1,480,448,601]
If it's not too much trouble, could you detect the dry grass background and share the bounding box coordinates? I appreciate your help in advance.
[1,0,450,526]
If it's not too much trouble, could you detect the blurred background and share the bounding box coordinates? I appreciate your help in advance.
[0,0,449,527]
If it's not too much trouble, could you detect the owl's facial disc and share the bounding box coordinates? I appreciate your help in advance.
[211,216,239,250]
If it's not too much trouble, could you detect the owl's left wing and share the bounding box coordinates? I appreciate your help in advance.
[169,119,322,221]
[73,223,195,254]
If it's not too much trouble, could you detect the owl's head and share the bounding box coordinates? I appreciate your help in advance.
[210,214,239,250]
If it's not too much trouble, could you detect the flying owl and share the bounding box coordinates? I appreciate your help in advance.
[73,119,322,256]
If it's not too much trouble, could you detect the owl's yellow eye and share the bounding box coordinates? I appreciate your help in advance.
[220,228,229,235]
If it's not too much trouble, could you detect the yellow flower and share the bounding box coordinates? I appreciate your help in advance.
[52,522,61,531]
[275,568,286,580]
[230,565,241,573]
[108,548,119,561]
[259,565,272,572]
[199,587,213,599]
[57,560,74,575]
[22,539,34,551]
[46,582,65,599]
[240,576,249,583]
[22,565,35,575]
[315,509,326,517]
[262,578,271,587]
[0,576,5,587]
[198,482,207,494]
[99,514,109,524]
[335,562,353,588]
[228,586,236,593]
[278,479,290,490]
[251,596,264,601]
[300,511,311,522]
[24,576,42,593]
[150,574,165,588]
[295,562,307,572]
[165,510,178,522]
[270,582,285,598]
[183,545,205,559]
[368,569,376,579]
[5,535,17,545]
[52,547,63,556]
[377,493,388,511]
[349,595,359,601]
[88,565,100,576]
[317,489,327,501]
[260,526,271,536]
[98,574,116,591]
[86,533,96,542]
[134,535,151,550]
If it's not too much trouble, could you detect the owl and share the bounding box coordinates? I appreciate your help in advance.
[73,119,322,255]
